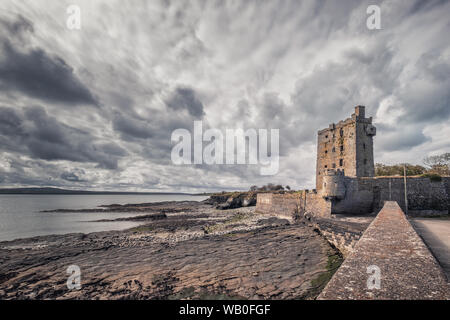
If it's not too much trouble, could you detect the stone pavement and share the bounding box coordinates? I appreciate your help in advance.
[412,219,450,282]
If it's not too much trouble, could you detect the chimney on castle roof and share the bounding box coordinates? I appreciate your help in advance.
[355,105,365,118]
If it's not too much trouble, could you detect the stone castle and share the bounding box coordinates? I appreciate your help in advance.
[316,106,376,192]
[257,106,450,218]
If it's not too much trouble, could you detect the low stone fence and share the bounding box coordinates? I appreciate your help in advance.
[256,193,299,220]
[309,218,369,257]
[318,201,450,299]
[256,191,332,220]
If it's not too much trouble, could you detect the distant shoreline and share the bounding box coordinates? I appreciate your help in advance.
[0,187,211,196]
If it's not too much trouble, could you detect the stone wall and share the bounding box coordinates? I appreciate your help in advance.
[372,177,448,214]
[304,192,332,218]
[308,217,368,257]
[318,201,450,299]
[441,177,450,211]
[256,177,449,220]
[330,176,449,215]
[255,193,300,220]
[256,191,332,220]
[330,177,376,214]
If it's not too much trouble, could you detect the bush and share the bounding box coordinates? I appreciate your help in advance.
[249,184,285,192]
[421,173,442,182]
[375,163,427,176]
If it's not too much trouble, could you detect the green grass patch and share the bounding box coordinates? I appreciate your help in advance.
[299,253,343,300]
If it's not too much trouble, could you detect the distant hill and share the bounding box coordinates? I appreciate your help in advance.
[0,187,196,195]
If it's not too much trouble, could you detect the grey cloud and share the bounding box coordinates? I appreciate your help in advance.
[113,112,155,140]
[97,142,128,157]
[377,125,431,152]
[165,87,205,118]
[0,106,23,136]
[0,106,125,169]
[0,42,98,106]
[408,0,449,14]
[0,14,34,38]
[0,15,97,106]
[60,171,83,182]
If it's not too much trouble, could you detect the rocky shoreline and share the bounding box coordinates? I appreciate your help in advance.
[0,200,342,300]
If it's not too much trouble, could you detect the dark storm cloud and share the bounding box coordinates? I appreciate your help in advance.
[0,106,125,169]
[112,109,197,165]
[60,171,84,182]
[0,42,98,106]
[165,87,205,118]
[0,15,97,106]
[395,52,450,124]
[0,106,23,135]
[377,125,431,152]
[113,112,155,140]
[0,14,34,37]
[409,0,449,14]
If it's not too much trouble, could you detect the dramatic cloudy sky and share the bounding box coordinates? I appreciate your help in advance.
[0,0,449,192]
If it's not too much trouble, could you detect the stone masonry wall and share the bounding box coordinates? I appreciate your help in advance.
[372,177,448,214]
[441,177,450,211]
[308,217,368,257]
[256,191,332,220]
[330,176,449,215]
[256,193,300,220]
[331,177,374,214]
[304,192,332,218]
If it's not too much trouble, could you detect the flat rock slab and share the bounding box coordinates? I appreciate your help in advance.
[319,201,450,300]
[0,225,336,300]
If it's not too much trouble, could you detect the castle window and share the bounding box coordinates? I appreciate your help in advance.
[340,145,344,152]
[340,128,344,137]
[332,147,335,152]
[339,159,343,166]
[324,165,327,168]
[325,135,328,139]
[325,150,328,154]
[332,163,336,168]
[363,143,366,150]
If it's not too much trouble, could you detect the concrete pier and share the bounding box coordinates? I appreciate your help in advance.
[318,201,450,299]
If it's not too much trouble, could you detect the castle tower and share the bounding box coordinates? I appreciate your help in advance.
[316,106,376,190]
[321,169,346,199]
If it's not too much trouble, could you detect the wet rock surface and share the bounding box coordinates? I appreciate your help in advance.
[0,201,340,300]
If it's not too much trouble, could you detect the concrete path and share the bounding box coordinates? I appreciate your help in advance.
[412,219,450,282]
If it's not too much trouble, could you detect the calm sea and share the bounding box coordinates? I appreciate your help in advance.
[0,194,208,242]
